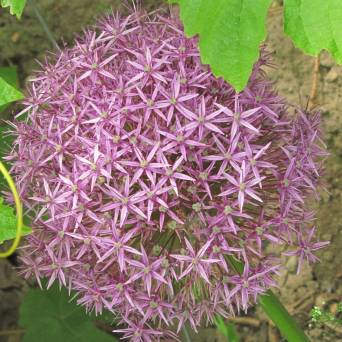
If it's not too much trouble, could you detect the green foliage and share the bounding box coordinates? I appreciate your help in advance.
[0,67,19,87]
[0,75,23,107]
[310,303,342,325]
[214,316,239,342]
[0,125,15,190]
[19,284,117,342]
[259,290,310,342]
[0,196,31,244]
[284,0,342,63]
[0,125,14,156]
[0,67,21,112]
[1,0,26,18]
[169,0,272,92]
[169,0,342,92]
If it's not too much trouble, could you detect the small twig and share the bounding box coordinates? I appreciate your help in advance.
[0,328,25,336]
[229,316,260,328]
[325,321,342,335]
[268,325,280,342]
[289,293,314,314]
[308,55,320,110]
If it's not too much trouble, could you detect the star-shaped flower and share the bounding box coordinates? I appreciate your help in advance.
[126,245,168,296]
[171,238,219,283]
[220,161,264,211]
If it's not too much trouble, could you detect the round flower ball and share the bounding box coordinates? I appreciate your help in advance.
[8,10,328,341]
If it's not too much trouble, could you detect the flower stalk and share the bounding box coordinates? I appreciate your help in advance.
[0,161,23,258]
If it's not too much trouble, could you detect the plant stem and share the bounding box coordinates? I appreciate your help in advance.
[225,322,239,342]
[0,161,23,258]
[308,55,320,110]
[226,255,310,342]
[29,0,58,49]
[182,325,192,342]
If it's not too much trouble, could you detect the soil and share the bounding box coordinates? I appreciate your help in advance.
[0,1,341,342]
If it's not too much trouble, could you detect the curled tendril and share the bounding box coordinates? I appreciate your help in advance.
[0,161,23,258]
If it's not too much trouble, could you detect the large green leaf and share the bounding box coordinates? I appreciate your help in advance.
[19,285,117,342]
[0,67,21,113]
[0,196,31,244]
[169,0,272,92]
[284,0,342,63]
[0,76,23,107]
[1,0,26,18]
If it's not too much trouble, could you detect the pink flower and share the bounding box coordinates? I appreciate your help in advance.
[284,227,329,274]
[171,238,220,283]
[220,160,264,211]
[126,245,167,296]
[10,9,328,341]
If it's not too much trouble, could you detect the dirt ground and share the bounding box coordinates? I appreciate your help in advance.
[0,1,341,341]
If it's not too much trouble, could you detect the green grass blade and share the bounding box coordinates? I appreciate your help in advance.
[214,316,240,342]
[225,322,239,342]
[259,290,310,342]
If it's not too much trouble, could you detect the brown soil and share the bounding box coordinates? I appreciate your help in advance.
[0,1,341,341]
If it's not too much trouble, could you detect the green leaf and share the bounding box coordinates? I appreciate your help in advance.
[0,67,20,88]
[284,0,342,63]
[0,76,24,107]
[1,0,26,19]
[0,67,21,113]
[19,284,117,342]
[259,291,310,342]
[169,0,272,92]
[0,196,31,244]
[215,316,239,342]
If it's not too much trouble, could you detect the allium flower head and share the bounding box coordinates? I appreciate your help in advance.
[7,9,329,341]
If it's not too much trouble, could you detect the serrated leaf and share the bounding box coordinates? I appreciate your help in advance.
[0,196,31,243]
[0,67,20,113]
[284,0,342,63]
[0,76,23,107]
[19,284,117,342]
[1,0,26,19]
[169,0,272,92]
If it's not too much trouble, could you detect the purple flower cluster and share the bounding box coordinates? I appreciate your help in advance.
[7,11,329,341]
